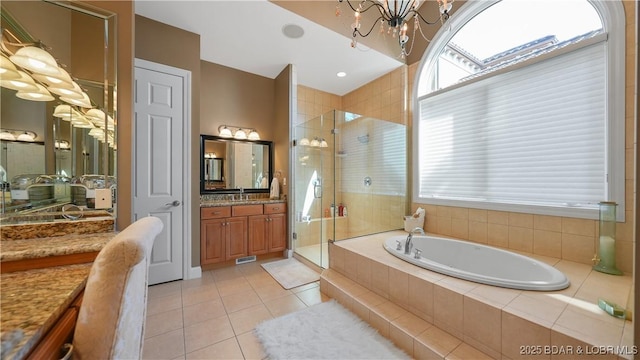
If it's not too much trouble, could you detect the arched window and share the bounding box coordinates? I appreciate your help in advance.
[413,0,626,220]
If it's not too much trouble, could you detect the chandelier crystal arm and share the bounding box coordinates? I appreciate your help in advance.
[353,15,384,38]
[413,8,449,24]
[340,0,391,21]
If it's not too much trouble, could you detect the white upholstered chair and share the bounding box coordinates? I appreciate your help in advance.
[71,216,163,359]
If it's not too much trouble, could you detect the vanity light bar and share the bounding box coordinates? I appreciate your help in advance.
[217,125,260,141]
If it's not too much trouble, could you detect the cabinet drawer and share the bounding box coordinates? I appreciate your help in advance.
[264,203,286,214]
[201,206,231,219]
[232,204,263,216]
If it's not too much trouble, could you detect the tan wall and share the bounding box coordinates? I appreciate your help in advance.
[274,65,292,198]
[199,61,275,140]
[407,1,637,274]
[135,15,201,265]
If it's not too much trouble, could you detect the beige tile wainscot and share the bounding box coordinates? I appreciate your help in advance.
[322,231,634,360]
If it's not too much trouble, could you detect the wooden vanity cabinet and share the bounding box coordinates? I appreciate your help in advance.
[201,203,287,265]
[201,206,249,264]
[248,203,287,255]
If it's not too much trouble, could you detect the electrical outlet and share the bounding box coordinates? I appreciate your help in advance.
[95,188,112,209]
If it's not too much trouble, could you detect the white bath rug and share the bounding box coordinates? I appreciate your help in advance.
[261,258,320,290]
[254,300,410,360]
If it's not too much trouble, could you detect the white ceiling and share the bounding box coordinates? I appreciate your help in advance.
[134,0,404,96]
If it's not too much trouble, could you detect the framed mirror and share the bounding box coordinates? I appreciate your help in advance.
[0,1,117,218]
[200,135,273,194]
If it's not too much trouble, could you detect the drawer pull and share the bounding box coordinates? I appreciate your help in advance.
[214,211,221,215]
[273,207,280,210]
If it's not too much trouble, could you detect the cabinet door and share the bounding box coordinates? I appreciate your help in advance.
[226,216,248,260]
[268,213,287,252]
[248,215,268,255]
[201,219,225,264]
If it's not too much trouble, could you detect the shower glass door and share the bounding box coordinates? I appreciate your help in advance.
[292,111,335,269]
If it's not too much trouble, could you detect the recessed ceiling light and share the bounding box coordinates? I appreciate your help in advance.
[337,72,347,78]
[282,24,304,39]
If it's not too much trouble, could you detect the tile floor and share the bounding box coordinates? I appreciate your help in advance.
[142,258,329,359]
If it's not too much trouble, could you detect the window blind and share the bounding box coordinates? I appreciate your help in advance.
[417,42,606,209]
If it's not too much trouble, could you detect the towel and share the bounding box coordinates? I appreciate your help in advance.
[270,178,280,199]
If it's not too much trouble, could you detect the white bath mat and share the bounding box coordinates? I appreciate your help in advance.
[261,258,319,290]
[254,300,410,360]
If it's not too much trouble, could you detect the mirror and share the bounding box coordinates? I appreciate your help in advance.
[0,1,117,217]
[200,135,273,194]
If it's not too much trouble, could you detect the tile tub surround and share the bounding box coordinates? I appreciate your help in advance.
[0,263,92,360]
[0,217,115,240]
[322,231,634,359]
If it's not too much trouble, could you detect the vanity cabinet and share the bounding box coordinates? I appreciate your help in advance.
[201,206,248,264]
[248,204,287,255]
[201,203,286,265]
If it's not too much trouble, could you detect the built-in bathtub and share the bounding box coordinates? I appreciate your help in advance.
[383,234,570,291]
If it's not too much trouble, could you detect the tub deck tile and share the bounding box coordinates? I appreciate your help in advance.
[323,232,632,360]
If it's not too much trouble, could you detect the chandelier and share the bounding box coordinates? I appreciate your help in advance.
[336,0,453,57]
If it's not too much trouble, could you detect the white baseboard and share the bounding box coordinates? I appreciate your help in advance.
[187,266,202,280]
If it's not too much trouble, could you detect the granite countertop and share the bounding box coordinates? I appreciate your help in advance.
[1,263,92,360]
[200,199,286,207]
[0,232,116,262]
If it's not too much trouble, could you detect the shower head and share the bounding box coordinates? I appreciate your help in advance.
[357,134,369,144]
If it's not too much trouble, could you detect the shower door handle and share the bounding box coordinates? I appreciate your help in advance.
[313,179,322,198]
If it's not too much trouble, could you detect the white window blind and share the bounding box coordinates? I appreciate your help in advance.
[417,42,606,210]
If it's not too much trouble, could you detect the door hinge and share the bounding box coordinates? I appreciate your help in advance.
[292,232,297,240]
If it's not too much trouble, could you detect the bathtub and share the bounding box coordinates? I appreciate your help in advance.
[383,235,570,291]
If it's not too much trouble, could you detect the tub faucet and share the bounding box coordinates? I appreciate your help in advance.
[405,227,425,255]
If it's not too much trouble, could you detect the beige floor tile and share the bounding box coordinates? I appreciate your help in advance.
[183,316,236,354]
[294,286,328,306]
[253,282,292,302]
[227,303,273,336]
[222,289,262,313]
[147,291,182,316]
[185,337,244,360]
[142,328,185,359]
[210,267,247,282]
[236,330,267,359]
[263,293,308,317]
[237,262,267,276]
[145,307,184,339]
[183,299,227,327]
[148,281,183,299]
[181,273,216,290]
[290,281,319,294]
[216,278,254,297]
[246,272,280,289]
[182,283,220,307]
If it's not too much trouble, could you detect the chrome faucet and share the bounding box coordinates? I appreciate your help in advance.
[405,227,425,255]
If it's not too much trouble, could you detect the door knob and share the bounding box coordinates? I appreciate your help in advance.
[166,200,181,207]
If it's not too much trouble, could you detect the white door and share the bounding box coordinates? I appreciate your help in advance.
[134,60,189,285]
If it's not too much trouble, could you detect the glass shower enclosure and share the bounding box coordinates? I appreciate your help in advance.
[293,110,407,269]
